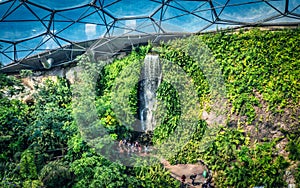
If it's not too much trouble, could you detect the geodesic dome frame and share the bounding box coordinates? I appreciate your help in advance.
[0,0,299,73]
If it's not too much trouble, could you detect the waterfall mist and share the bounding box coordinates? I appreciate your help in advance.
[139,54,162,132]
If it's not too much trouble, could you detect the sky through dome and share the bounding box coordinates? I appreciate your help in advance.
[0,0,299,72]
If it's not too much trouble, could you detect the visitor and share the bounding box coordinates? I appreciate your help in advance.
[118,140,124,153]
[127,142,131,149]
[202,170,208,178]
[134,141,139,148]
[119,140,123,147]
[129,142,134,152]
[202,180,212,188]
[180,175,186,188]
[202,175,213,188]
[126,142,131,155]
[144,145,148,154]
[190,173,197,186]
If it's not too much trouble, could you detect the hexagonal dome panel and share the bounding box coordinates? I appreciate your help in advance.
[0,0,299,73]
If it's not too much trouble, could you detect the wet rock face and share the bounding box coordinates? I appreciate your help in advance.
[200,89,298,163]
[201,110,226,126]
[13,65,82,103]
[65,66,82,84]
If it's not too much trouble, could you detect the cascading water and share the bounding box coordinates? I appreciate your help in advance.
[139,54,162,132]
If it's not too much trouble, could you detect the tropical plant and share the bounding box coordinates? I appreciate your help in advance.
[19,150,38,180]
[0,28,299,188]
[39,160,71,187]
[26,77,73,153]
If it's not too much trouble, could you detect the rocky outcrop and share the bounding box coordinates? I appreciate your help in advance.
[15,65,82,103]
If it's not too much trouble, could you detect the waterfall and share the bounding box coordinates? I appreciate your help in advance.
[139,54,162,132]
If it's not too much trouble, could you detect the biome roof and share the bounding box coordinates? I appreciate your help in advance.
[0,0,299,73]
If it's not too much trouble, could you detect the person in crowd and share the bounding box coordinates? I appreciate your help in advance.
[118,140,124,153]
[180,175,186,188]
[144,145,148,154]
[190,173,197,186]
[138,144,142,153]
[119,140,123,147]
[131,142,135,152]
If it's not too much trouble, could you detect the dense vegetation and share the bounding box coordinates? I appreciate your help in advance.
[0,28,299,187]
[158,28,299,187]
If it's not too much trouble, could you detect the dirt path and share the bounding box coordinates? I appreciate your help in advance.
[161,159,212,187]
[117,143,213,187]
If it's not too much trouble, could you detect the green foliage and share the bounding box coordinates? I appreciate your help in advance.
[66,130,89,161]
[0,74,28,186]
[9,155,180,188]
[19,69,33,78]
[0,73,24,98]
[159,41,210,101]
[161,29,300,123]
[94,47,150,138]
[0,98,28,160]
[153,81,181,144]
[154,30,298,187]
[201,128,289,187]
[286,130,300,161]
[202,29,300,120]
[0,162,22,187]
[70,152,136,188]
[167,125,289,187]
[220,144,289,187]
[296,163,300,185]
[90,162,136,188]
[0,29,299,188]
[133,159,180,188]
[32,77,72,109]
[39,160,71,187]
[20,150,38,180]
[23,179,43,188]
[167,120,207,164]
[26,77,73,152]
[97,45,151,95]
[201,127,247,170]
